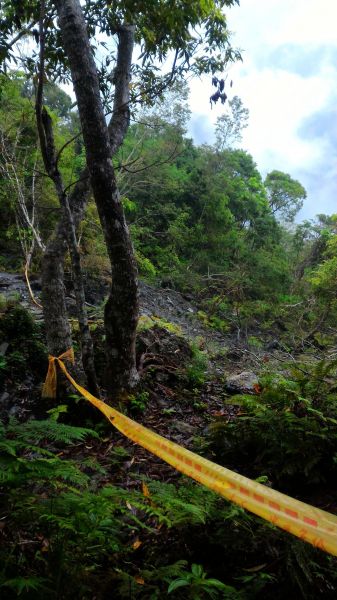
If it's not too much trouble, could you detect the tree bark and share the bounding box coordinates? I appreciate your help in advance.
[37,108,99,394]
[41,172,91,358]
[42,217,73,357]
[55,0,139,398]
[36,4,99,395]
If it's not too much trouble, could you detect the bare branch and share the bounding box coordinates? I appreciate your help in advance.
[63,174,90,195]
[5,23,35,51]
[55,130,82,167]
[120,143,181,174]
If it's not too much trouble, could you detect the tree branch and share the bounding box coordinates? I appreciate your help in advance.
[5,23,35,50]
[120,143,181,174]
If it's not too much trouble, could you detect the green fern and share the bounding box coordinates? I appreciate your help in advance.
[115,561,190,599]
[7,417,98,444]
[0,576,48,595]
[283,540,332,600]
[143,479,218,527]
[209,358,337,488]
[0,418,96,488]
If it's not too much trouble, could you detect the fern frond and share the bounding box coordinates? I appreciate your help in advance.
[0,576,48,595]
[7,418,97,444]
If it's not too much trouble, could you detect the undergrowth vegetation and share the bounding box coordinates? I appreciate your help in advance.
[0,304,47,387]
[1,315,337,600]
[1,413,337,599]
[208,359,337,491]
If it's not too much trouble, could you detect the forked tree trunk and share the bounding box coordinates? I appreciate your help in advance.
[41,163,91,360]
[36,6,98,395]
[42,21,135,397]
[55,0,139,398]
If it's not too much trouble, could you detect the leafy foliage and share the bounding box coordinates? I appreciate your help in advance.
[0,418,247,599]
[167,563,238,599]
[185,341,209,387]
[0,303,47,386]
[265,170,306,223]
[208,358,337,489]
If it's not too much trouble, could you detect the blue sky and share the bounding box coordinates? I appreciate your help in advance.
[188,0,337,221]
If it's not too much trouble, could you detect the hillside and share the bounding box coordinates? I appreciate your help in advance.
[1,2,337,598]
[2,269,337,598]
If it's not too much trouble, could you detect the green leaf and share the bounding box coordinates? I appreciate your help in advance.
[191,564,204,578]
[203,578,233,589]
[168,578,190,593]
[1,576,47,594]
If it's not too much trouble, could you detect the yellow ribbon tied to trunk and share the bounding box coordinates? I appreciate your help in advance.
[43,351,337,557]
[42,348,75,398]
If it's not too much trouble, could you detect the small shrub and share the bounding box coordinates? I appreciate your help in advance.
[167,562,238,599]
[129,390,150,413]
[135,250,157,280]
[0,305,48,384]
[185,342,208,387]
[247,335,263,349]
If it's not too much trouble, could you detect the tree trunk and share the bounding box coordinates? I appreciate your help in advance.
[54,178,99,397]
[41,22,135,394]
[39,108,99,395]
[36,8,99,395]
[55,0,139,398]
[42,220,73,357]
[41,174,91,353]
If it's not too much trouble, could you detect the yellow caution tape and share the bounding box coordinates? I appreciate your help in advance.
[42,348,74,398]
[43,353,337,556]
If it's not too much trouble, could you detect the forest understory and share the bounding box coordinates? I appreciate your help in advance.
[1,270,337,600]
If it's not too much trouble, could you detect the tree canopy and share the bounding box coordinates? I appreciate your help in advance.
[264,169,307,223]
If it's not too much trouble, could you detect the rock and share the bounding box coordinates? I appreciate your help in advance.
[1,271,232,364]
[0,342,9,356]
[266,339,280,351]
[8,405,20,417]
[171,420,197,435]
[225,371,259,394]
[0,392,10,405]
[0,272,25,298]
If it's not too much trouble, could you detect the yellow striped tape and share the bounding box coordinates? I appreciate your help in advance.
[43,353,337,556]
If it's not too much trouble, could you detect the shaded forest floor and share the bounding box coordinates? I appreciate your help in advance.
[1,272,337,599]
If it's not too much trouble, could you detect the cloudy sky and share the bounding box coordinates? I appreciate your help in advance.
[188,0,337,221]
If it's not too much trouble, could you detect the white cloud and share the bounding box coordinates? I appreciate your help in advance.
[188,0,337,220]
[229,0,337,52]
